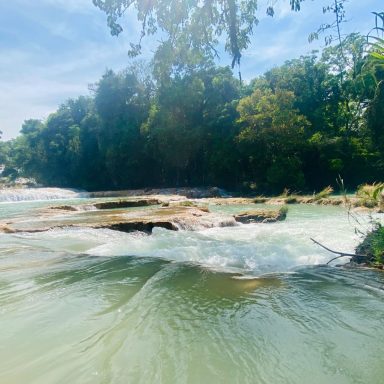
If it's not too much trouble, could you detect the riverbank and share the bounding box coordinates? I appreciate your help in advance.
[1,182,382,209]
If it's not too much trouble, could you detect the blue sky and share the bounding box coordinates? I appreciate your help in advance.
[0,0,380,140]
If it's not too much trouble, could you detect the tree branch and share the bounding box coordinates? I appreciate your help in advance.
[310,237,369,265]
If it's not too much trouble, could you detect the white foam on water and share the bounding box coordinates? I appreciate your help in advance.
[1,204,374,275]
[0,188,89,202]
[79,205,367,274]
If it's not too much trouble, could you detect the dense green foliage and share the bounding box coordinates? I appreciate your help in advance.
[2,33,384,193]
[356,223,384,265]
[92,0,303,69]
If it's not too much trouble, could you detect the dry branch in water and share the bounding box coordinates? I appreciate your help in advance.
[310,238,368,265]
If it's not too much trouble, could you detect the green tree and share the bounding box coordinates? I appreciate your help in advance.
[258,54,329,135]
[236,88,309,192]
[320,33,368,134]
[8,28,384,193]
[141,65,240,187]
[198,66,241,187]
[93,0,303,68]
[12,119,46,180]
[93,68,152,188]
[0,140,10,166]
[13,99,95,187]
[142,71,206,186]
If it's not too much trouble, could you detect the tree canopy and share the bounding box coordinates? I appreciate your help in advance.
[4,32,384,193]
[93,0,303,69]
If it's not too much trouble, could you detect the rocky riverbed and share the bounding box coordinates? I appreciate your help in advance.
[0,196,288,234]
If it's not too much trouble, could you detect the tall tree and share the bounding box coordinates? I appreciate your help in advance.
[236,88,310,191]
[93,68,152,188]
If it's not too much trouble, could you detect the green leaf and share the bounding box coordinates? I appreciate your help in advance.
[370,52,384,60]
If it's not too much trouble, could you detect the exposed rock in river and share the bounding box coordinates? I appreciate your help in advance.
[0,196,289,235]
[107,220,178,233]
[234,207,287,223]
[1,205,238,234]
[93,198,160,209]
[52,205,79,211]
[87,187,228,199]
[50,198,161,212]
[93,206,238,232]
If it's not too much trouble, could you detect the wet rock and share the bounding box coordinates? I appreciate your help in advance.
[234,207,287,224]
[206,197,256,205]
[51,205,79,211]
[284,197,298,204]
[107,220,178,233]
[93,199,160,209]
[265,198,287,206]
[253,197,269,204]
[170,201,209,211]
[261,196,347,206]
[1,206,238,234]
[87,187,229,199]
[97,206,237,233]
[170,208,237,230]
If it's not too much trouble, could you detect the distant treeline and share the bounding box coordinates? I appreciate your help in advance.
[1,33,383,193]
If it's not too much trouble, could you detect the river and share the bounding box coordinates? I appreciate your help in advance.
[0,189,383,383]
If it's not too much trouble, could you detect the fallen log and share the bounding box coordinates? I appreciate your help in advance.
[310,238,369,265]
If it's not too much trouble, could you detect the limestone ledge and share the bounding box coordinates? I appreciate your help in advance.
[0,201,287,234]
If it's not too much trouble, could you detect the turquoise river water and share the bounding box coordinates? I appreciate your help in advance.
[0,189,383,384]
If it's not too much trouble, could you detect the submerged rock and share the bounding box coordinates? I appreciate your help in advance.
[0,224,16,233]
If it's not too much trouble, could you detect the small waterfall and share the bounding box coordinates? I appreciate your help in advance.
[0,188,89,202]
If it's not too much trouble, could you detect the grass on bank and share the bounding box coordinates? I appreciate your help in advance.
[355,223,384,266]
